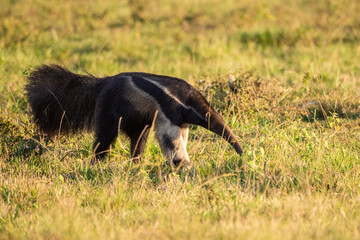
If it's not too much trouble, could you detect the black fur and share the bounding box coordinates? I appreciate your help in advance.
[25,65,243,162]
[25,65,107,136]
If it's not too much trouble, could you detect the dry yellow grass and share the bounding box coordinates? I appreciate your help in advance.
[1,0,360,239]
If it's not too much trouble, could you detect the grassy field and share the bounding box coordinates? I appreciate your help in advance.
[1,0,360,239]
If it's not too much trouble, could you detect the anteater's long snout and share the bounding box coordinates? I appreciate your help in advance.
[207,111,243,155]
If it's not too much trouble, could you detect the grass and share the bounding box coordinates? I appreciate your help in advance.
[1,0,360,239]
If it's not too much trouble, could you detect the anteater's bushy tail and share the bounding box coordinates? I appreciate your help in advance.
[25,65,105,136]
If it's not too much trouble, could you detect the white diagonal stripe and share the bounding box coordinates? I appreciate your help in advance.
[141,77,205,121]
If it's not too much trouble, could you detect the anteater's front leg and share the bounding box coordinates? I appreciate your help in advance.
[155,115,190,167]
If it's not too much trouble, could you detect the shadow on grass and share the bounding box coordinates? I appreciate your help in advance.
[300,99,360,122]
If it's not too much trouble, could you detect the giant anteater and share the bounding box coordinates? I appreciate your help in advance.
[25,65,243,165]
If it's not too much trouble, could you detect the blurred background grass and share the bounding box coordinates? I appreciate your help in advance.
[1,0,360,239]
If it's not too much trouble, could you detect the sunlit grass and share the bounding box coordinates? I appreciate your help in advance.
[1,0,360,239]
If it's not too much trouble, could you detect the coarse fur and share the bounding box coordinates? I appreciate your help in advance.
[25,65,243,165]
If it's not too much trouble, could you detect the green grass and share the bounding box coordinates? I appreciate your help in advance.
[1,0,360,239]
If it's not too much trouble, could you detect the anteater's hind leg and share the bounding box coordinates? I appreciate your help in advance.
[128,125,151,163]
[91,112,118,164]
